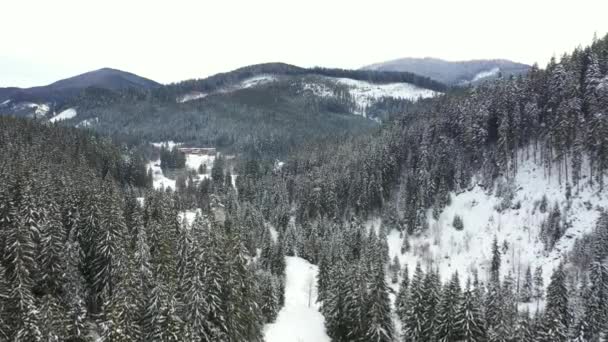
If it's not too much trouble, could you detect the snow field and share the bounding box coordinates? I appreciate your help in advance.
[49,108,77,122]
[264,257,331,342]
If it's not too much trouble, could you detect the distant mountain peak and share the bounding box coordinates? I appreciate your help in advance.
[362,57,530,85]
[0,68,160,108]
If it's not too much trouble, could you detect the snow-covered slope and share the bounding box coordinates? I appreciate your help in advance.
[177,91,207,103]
[336,77,438,115]
[176,75,277,103]
[470,67,500,82]
[239,74,276,88]
[49,108,77,122]
[385,152,606,291]
[265,257,331,342]
[302,76,439,117]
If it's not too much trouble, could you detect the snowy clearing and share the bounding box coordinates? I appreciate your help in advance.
[49,108,77,122]
[147,159,175,190]
[185,153,215,172]
[264,257,331,342]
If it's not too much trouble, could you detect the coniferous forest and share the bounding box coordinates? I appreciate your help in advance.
[1,24,608,342]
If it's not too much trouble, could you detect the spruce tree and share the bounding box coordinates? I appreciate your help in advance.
[365,260,394,342]
[435,272,463,342]
[455,279,486,342]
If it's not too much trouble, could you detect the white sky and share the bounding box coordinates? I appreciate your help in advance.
[1,0,607,87]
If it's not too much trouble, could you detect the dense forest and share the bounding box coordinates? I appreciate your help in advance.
[1,32,608,342]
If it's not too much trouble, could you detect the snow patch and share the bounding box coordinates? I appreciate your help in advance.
[471,67,500,83]
[239,74,277,88]
[264,257,330,342]
[76,117,98,128]
[49,108,77,122]
[185,153,215,172]
[147,160,176,190]
[151,141,182,149]
[0,99,10,106]
[177,91,207,103]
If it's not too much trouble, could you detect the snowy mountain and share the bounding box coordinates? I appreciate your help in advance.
[362,57,530,85]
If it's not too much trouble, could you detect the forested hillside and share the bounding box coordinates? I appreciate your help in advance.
[0,118,280,341]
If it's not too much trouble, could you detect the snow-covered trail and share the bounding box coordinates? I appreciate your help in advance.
[264,257,331,342]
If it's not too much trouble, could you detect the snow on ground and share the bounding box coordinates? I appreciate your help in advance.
[386,150,608,290]
[335,77,438,114]
[302,76,439,117]
[185,153,215,172]
[239,74,277,88]
[265,257,331,342]
[0,99,10,106]
[34,103,50,117]
[151,141,182,149]
[470,67,501,83]
[176,75,276,103]
[49,108,77,122]
[76,117,98,128]
[147,159,175,190]
[177,91,208,103]
[179,209,202,226]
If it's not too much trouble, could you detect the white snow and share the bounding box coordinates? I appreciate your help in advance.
[147,160,176,190]
[264,257,331,342]
[151,141,182,149]
[302,76,439,117]
[76,117,98,128]
[0,99,10,106]
[177,91,208,103]
[239,74,277,88]
[185,153,215,172]
[179,209,202,226]
[387,149,608,289]
[471,67,501,83]
[49,108,77,122]
[35,103,50,117]
[301,82,335,97]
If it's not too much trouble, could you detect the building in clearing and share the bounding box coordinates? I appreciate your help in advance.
[178,147,217,156]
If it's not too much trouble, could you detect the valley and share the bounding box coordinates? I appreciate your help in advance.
[1,17,608,342]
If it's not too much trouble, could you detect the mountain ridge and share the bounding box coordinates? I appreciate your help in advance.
[362,57,531,85]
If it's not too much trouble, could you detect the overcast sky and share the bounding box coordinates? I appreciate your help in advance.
[2,0,607,87]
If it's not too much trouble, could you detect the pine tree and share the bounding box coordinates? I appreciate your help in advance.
[390,255,401,284]
[537,263,569,342]
[520,266,533,302]
[515,310,534,342]
[395,264,410,323]
[365,260,394,342]
[420,269,441,342]
[63,235,88,342]
[435,272,463,342]
[533,266,544,306]
[455,279,486,342]
[490,236,501,283]
[582,261,608,341]
[403,263,425,342]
